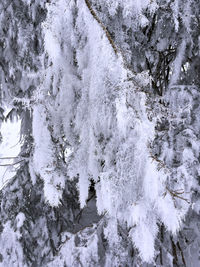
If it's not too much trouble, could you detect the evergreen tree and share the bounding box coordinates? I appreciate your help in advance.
[0,0,200,266]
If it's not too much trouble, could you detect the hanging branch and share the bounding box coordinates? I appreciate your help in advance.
[84,1,188,205]
[84,0,118,54]
[84,0,151,94]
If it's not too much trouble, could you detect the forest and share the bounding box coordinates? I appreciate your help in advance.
[0,0,200,266]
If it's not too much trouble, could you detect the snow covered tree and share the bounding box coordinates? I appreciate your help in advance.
[0,0,200,266]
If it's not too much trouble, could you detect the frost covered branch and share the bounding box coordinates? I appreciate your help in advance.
[165,187,190,205]
[0,0,200,266]
[84,0,118,54]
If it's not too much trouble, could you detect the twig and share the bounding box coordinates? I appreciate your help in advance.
[0,159,25,167]
[149,152,169,172]
[165,187,190,204]
[0,156,21,160]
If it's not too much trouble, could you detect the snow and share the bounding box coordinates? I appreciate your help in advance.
[170,40,186,86]
[0,109,21,190]
[30,0,197,263]
[0,221,25,266]
[0,0,199,265]
[15,212,26,229]
[32,104,65,206]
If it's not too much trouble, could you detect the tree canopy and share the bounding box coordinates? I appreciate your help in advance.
[0,0,200,266]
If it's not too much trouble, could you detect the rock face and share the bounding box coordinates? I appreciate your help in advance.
[0,0,200,266]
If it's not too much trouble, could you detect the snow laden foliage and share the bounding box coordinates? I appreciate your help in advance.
[32,104,65,206]
[0,0,46,103]
[149,86,200,266]
[0,0,200,266]
[90,0,200,95]
[27,0,196,263]
[0,220,25,266]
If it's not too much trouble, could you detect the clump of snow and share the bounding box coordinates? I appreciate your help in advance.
[15,212,26,229]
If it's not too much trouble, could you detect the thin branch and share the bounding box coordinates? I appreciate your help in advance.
[0,159,25,167]
[84,0,118,54]
[0,156,21,160]
[165,187,190,204]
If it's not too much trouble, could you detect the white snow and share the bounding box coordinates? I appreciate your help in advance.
[0,109,21,190]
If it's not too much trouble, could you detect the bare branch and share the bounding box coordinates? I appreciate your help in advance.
[0,159,25,167]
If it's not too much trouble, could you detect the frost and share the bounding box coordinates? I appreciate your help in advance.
[34,0,196,262]
[0,0,200,266]
[47,227,99,267]
[15,212,26,229]
[0,109,21,190]
[0,222,26,266]
[32,104,65,206]
[170,40,186,86]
